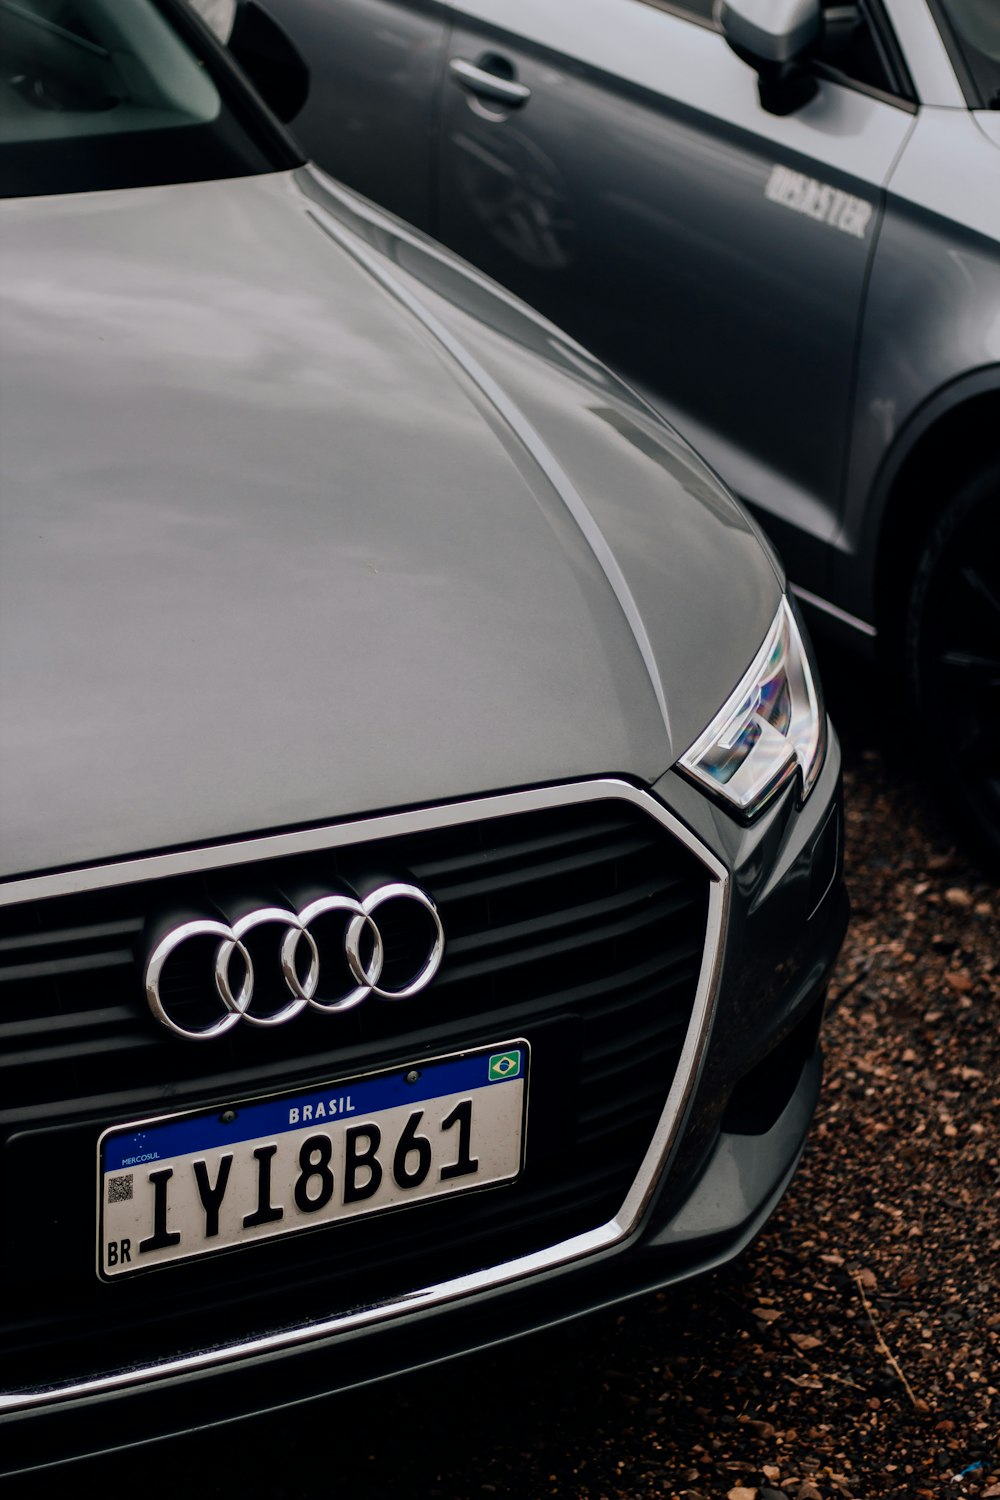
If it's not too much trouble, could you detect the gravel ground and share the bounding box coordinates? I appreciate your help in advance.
[16,655,999,1498]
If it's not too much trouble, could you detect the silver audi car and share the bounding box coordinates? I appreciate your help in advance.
[0,0,846,1471]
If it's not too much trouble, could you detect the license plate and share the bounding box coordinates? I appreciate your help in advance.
[98,1041,528,1279]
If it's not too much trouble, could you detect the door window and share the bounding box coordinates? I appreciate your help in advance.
[928,0,1000,106]
[815,2,912,100]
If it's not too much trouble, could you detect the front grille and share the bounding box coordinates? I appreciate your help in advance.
[0,790,711,1393]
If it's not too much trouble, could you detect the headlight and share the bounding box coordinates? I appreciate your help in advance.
[679,597,826,820]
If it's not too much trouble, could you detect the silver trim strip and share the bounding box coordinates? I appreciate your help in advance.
[0,778,728,1415]
[791,583,877,639]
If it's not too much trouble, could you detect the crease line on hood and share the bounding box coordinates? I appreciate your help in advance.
[303,196,672,742]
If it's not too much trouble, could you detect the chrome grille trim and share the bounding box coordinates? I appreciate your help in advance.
[0,777,728,1414]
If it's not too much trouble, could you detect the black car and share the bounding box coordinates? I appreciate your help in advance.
[252,0,1000,863]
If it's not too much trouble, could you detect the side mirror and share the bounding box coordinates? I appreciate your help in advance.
[228,1,310,123]
[715,0,821,115]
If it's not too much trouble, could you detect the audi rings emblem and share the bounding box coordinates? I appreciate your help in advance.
[145,883,445,1040]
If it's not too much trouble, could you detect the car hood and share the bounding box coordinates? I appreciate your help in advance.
[0,169,780,879]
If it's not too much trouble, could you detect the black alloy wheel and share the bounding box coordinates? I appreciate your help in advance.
[906,471,1000,868]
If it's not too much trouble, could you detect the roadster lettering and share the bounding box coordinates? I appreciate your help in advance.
[764,164,872,239]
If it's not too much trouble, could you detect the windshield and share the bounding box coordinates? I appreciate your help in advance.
[0,0,296,197]
[933,0,1000,106]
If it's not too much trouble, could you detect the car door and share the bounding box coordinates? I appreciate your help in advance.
[264,0,450,231]
[436,0,916,586]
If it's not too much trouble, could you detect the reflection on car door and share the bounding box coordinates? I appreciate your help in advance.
[273,0,449,231]
[437,0,915,585]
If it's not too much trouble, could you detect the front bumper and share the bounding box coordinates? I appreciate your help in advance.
[0,740,846,1472]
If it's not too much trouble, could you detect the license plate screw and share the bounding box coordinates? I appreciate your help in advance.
[405,1070,420,1084]
[219,1109,238,1124]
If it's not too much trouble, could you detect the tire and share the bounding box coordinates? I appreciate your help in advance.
[905,470,1000,868]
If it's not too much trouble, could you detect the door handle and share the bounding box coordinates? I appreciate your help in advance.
[448,57,531,108]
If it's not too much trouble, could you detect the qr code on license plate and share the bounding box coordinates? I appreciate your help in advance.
[107,1174,133,1204]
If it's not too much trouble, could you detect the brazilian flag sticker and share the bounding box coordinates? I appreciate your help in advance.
[488,1050,521,1082]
